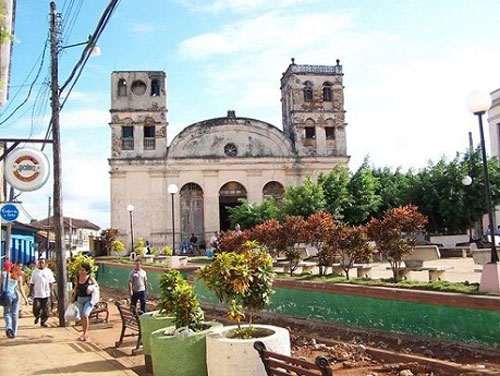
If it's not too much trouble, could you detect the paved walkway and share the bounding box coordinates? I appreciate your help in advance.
[0,307,136,376]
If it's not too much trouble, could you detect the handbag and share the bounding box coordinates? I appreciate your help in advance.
[64,302,80,322]
[0,271,13,307]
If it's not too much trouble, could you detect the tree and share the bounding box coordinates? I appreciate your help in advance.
[318,166,351,220]
[100,228,119,256]
[371,167,413,218]
[334,225,372,280]
[279,216,310,276]
[227,199,282,230]
[344,159,381,225]
[367,205,428,281]
[219,230,250,253]
[283,176,326,218]
[306,211,336,276]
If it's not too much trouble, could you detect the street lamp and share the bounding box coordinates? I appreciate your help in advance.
[127,204,135,253]
[462,175,473,242]
[466,90,500,293]
[167,184,179,254]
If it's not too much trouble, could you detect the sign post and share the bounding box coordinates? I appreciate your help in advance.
[0,204,19,223]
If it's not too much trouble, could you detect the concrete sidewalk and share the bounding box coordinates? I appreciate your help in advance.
[0,307,136,376]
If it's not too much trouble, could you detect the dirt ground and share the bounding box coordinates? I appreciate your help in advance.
[88,287,499,376]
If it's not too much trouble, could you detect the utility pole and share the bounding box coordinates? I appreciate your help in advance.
[50,1,68,327]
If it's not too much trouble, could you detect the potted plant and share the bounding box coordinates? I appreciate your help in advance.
[154,245,171,264]
[111,239,126,257]
[150,270,221,376]
[160,245,188,268]
[136,237,154,263]
[198,240,290,376]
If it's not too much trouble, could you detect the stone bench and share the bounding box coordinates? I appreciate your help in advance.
[402,245,441,267]
[388,266,453,282]
[472,249,492,266]
[329,263,375,279]
[274,260,316,274]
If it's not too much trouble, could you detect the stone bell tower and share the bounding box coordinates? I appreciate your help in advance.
[280,59,347,157]
[109,71,168,159]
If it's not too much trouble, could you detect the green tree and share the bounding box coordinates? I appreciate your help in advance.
[283,176,326,218]
[371,167,414,218]
[344,160,381,225]
[227,199,282,230]
[318,166,350,220]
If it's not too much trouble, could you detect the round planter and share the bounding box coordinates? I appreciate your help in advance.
[151,321,222,376]
[139,311,175,373]
[206,324,291,376]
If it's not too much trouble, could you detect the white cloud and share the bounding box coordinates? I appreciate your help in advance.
[131,23,163,33]
[177,0,311,14]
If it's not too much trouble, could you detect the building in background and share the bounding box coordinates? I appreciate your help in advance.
[109,60,349,251]
[1,221,37,265]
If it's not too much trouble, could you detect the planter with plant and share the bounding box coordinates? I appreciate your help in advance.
[111,239,126,257]
[136,237,154,263]
[198,240,290,376]
[150,270,221,376]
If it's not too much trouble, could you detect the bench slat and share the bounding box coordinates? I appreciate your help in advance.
[267,359,325,376]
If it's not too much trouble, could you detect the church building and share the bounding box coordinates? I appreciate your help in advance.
[109,59,349,251]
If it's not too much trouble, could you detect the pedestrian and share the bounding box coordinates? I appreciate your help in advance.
[234,224,243,235]
[128,259,147,313]
[2,256,13,272]
[190,233,200,255]
[1,260,29,338]
[29,258,55,327]
[72,262,97,342]
[210,231,220,254]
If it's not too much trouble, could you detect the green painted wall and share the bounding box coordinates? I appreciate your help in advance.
[97,263,500,348]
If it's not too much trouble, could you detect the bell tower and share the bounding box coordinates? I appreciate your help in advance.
[109,71,167,159]
[280,59,347,157]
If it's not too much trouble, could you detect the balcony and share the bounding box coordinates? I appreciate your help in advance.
[144,137,156,150]
[122,138,134,150]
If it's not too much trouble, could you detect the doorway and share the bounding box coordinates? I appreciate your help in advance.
[219,181,247,231]
[180,183,204,245]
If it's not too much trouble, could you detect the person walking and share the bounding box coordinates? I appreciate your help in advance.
[73,263,97,342]
[1,260,29,338]
[29,258,55,327]
[128,259,147,313]
[2,256,13,272]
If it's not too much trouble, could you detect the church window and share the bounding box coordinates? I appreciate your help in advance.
[131,80,147,96]
[151,79,160,96]
[118,79,127,97]
[144,126,156,150]
[303,81,313,102]
[263,181,284,201]
[325,127,335,139]
[322,82,333,101]
[122,126,134,150]
[224,143,238,157]
[305,126,316,139]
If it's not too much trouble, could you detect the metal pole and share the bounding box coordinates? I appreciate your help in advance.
[129,210,134,252]
[477,112,499,263]
[171,193,175,253]
[50,1,68,327]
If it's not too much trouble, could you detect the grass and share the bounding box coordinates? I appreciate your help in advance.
[276,273,481,294]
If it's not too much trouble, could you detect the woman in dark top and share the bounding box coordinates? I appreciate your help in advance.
[72,263,96,341]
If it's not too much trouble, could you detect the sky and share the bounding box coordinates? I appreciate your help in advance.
[2,0,500,229]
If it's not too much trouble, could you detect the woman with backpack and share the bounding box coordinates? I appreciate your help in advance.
[0,260,29,338]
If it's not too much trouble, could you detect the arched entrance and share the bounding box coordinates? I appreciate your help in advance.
[219,181,247,231]
[180,183,204,245]
[263,181,284,201]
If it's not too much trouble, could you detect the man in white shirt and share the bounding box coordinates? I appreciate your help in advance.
[128,259,148,313]
[29,258,55,327]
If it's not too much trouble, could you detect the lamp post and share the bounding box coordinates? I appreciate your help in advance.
[462,175,473,242]
[167,184,179,253]
[466,90,500,293]
[127,204,135,253]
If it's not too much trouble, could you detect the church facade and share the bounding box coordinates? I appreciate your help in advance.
[109,60,349,250]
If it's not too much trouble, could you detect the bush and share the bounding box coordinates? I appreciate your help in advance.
[67,253,98,282]
[112,240,126,254]
[161,245,173,256]
[135,237,146,255]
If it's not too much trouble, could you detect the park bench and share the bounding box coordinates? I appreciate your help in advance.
[389,266,454,282]
[114,301,142,353]
[395,245,453,281]
[89,301,109,323]
[254,340,333,376]
[274,260,316,274]
[329,263,375,279]
[472,248,491,272]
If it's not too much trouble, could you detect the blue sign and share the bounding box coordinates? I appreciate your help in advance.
[1,204,19,222]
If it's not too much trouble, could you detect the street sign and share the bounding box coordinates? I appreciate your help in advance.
[0,204,19,222]
[4,148,50,192]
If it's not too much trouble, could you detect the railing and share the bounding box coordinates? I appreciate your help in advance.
[144,137,156,150]
[122,138,134,150]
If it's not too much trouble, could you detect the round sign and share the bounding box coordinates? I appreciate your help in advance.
[4,148,50,192]
[0,204,19,222]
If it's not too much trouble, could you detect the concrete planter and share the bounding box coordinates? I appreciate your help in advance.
[154,255,168,264]
[139,311,175,373]
[206,325,291,376]
[166,256,188,268]
[150,321,222,376]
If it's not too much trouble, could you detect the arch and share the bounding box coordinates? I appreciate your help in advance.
[151,79,160,96]
[322,81,333,102]
[263,181,284,201]
[180,183,205,248]
[117,78,127,97]
[219,181,247,231]
[303,80,313,102]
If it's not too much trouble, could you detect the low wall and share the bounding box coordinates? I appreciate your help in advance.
[96,262,500,348]
[430,234,469,248]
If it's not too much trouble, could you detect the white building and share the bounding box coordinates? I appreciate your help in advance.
[109,60,350,251]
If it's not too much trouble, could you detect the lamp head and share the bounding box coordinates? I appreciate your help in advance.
[168,184,179,195]
[466,90,492,114]
[462,175,473,186]
[127,204,135,212]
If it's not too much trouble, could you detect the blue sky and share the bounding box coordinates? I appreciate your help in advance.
[2,0,500,228]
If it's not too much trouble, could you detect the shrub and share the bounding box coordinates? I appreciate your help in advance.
[219,230,250,253]
[161,245,173,256]
[135,237,146,255]
[67,253,98,281]
[150,246,158,256]
[112,240,126,254]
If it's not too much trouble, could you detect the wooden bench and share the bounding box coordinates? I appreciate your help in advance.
[329,263,375,278]
[254,340,333,376]
[388,266,453,281]
[114,301,142,353]
[89,301,109,323]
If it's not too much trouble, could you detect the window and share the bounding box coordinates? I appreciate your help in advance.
[151,79,160,96]
[305,127,316,139]
[118,79,127,97]
[263,181,284,201]
[224,143,238,156]
[303,81,313,102]
[131,80,147,96]
[144,126,156,150]
[322,82,333,101]
[325,127,335,140]
[122,126,134,150]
